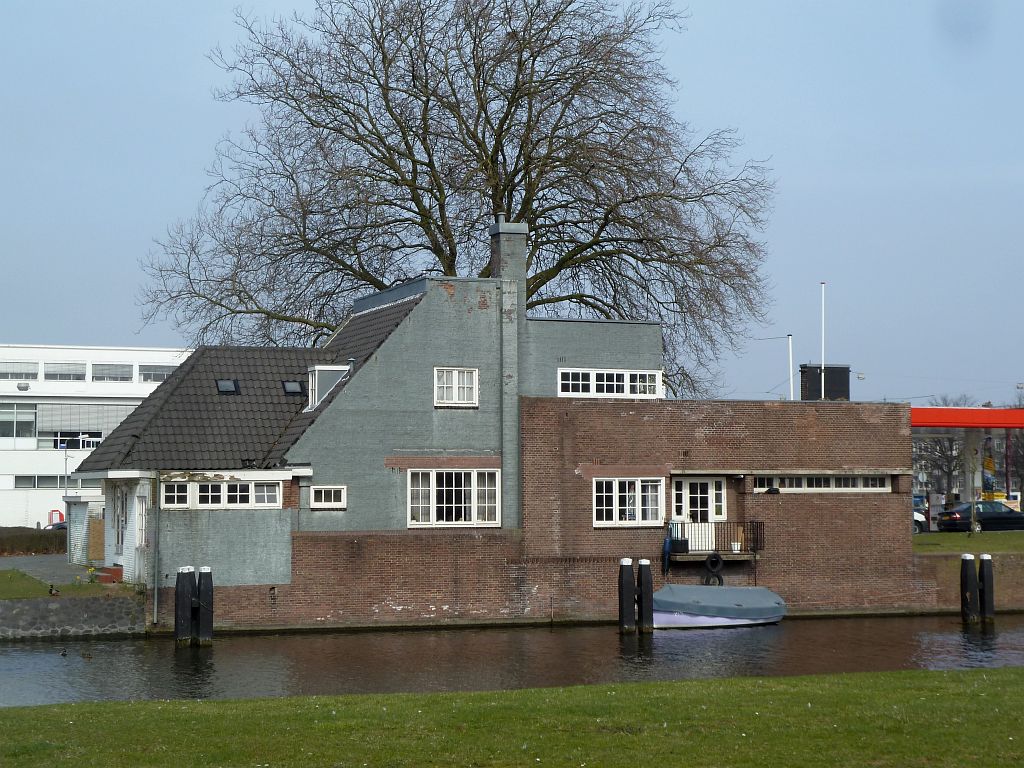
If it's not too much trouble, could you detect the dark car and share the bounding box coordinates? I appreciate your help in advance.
[936,501,1024,532]
[43,521,67,531]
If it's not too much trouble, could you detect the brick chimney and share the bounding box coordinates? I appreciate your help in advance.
[489,213,529,528]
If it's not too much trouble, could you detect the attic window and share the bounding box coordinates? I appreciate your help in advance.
[216,378,240,395]
[282,380,304,395]
[306,365,351,410]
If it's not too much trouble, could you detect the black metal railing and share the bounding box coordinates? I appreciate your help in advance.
[672,521,765,554]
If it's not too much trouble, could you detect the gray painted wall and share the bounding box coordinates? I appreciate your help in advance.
[288,278,505,530]
[521,318,665,397]
[155,508,293,588]
[287,279,667,533]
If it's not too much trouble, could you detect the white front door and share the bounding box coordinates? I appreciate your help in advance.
[674,477,727,551]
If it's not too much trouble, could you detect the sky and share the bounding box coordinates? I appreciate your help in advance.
[2,1,1021,405]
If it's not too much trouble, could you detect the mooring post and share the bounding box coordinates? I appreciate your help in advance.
[960,554,980,625]
[618,558,636,633]
[174,566,196,647]
[978,553,994,622]
[637,558,654,634]
[197,566,214,646]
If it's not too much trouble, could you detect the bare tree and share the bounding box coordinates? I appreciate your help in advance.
[914,394,976,498]
[141,0,772,393]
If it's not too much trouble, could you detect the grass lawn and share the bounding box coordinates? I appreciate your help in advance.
[0,570,121,600]
[0,668,1021,767]
[913,529,1024,554]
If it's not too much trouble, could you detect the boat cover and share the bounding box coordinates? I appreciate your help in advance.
[652,585,787,621]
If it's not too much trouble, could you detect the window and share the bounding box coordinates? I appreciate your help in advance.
[92,363,133,382]
[752,474,890,493]
[226,483,250,504]
[163,483,189,507]
[198,483,223,506]
[44,362,86,381]
[0,361,38,380]
[46,431,102,450]
[282,380,304,395]
[254,482,279,505]
[216,379,240,395]
[558,368,663,399]
[0,403,36,438]
[408,469,500,526]
[13,475,79,489]
[311,486,347,509]
[594,477,664,527]
[307,366,350,410]
[673,477,726,523]
[434,367,478,407]
[140,364,176,382]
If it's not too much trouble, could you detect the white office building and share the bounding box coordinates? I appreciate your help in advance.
[0,344,189,528]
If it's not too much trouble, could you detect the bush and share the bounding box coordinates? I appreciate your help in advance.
[0,526,68,555]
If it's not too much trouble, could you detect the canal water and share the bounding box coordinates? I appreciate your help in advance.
[3,615,1024,708]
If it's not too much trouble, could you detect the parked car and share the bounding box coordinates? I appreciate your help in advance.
[936,501,1024,532]
[43,521,66,531]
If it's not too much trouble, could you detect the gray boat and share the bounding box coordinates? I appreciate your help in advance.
[652,584,787,629]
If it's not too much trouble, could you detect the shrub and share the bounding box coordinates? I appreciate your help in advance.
[0,526,68,555]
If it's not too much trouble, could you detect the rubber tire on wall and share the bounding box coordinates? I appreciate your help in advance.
[701,572,724,586]
[704,553,724,573]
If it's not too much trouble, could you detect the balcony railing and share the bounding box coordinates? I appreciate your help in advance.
[671,521,765,555]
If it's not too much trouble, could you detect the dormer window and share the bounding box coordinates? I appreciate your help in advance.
[307,366,351,410]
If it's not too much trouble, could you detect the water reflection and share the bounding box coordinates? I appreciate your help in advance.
[3,614,1024,708]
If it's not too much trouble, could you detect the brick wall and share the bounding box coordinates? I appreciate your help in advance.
[150,397,933,629]
[519,398,921,614]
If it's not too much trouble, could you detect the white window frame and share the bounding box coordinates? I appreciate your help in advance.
[162,482,190,508]
[162,480,282,509]
[752,474,891,493]
[672,477,727,523]
[306,365,351,411]
[311,485,348,509]
[434,367,479,407]
[558,368,664,399]
[407,469,500,527]
[593,477,664,528]
[254,481,280,506]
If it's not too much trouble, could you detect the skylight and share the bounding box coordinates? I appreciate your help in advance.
[282,380,304,395]
[216,378,240,395]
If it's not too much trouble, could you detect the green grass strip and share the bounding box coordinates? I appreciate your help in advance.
[913,530,1024,554]
[1,668,1022,767]
[0,570,122,600]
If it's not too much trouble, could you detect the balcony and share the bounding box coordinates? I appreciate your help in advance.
[667,521,765,563]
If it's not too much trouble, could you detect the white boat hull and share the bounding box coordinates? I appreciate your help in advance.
[653,610,784,629]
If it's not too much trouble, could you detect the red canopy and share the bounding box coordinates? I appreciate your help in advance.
[911,407,1024,429]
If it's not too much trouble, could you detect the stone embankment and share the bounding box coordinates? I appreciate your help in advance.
[0,595,146,640]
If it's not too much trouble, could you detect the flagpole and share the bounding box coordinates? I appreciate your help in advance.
[820,281,826,400]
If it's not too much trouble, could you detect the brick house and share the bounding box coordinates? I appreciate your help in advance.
[76,219,916,630]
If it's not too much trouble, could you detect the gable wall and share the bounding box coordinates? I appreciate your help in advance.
[287,280,504,530]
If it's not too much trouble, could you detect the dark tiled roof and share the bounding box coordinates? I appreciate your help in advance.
[78,293,422,472]
[77,346,327,471]
[264,294,422,465]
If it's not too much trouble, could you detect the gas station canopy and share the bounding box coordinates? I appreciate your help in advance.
[911,407,1024,430]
